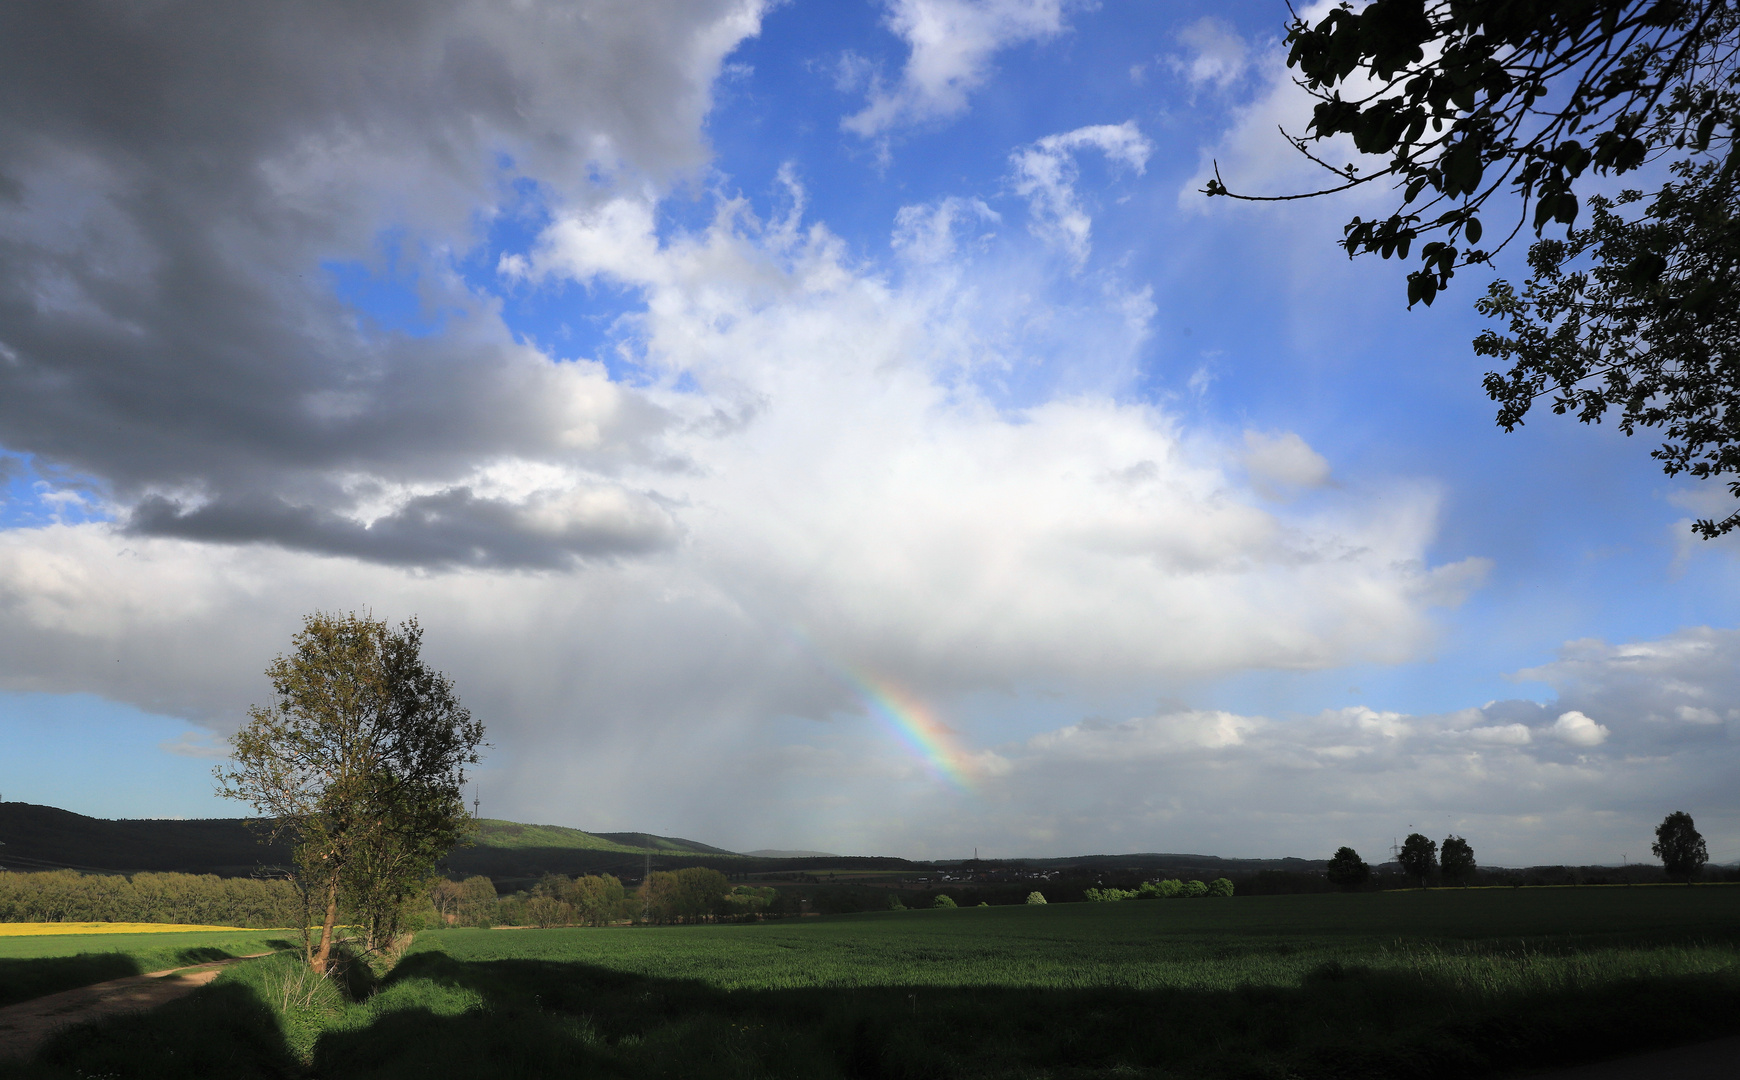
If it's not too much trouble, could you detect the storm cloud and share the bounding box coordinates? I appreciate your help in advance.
[0,0,761,567]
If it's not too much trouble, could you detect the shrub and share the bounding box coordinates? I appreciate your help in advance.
[724,885,779,917]
[1181,880,1208,898]
[1084,887,1137,902]
[1025,891,1047,905]
[1154,879,1183,899]
[1207,878,1234,898]
[887,895,907,911]
[932,894,957,909]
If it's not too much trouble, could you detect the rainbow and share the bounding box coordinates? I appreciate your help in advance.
[786,627,977,790]
[843,670,977,791]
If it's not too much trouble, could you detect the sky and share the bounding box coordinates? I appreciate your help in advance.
[1,0,1737,868]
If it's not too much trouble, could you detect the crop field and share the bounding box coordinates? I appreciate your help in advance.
[0,927,295,1009]
[9,887,1740,1080]
[413,884,1740,989]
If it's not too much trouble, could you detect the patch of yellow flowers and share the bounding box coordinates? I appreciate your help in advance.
[0,922,254,936]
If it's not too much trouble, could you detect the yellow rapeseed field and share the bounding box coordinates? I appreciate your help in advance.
[0,922,254,936]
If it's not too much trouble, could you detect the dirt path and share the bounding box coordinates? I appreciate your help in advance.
[0,952,276,1062]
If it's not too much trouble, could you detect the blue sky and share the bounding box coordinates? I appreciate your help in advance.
[2,0,1737,865]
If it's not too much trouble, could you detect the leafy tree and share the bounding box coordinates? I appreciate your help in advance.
[426,873,498,929]
[1653,810,1710,880]
[723,884,779,917]
[429,878,467,926]
[1026,890,1048,904]
[1398,833,1439,887]
[1181,879,1209,898]
[216,612,485,973]
[641,866,731,923]
[1084,887,1138,901]
[1440,835,1477,886]
[525,895,570,928]
[1210,1,1740,534]
[932,893,958,908]
[459,875,499,928]
[569,874,630,926]
[1208,878,1236,897]
[1326,846,1372,890]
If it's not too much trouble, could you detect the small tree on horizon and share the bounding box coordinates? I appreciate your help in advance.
[1326,847,1371,891]
[1026,891,1047,905]
[1653,811,1709,883]
[1398,834,1438,889]
[1440,836,1477,887]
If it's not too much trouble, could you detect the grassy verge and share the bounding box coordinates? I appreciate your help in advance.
[6,888,1740,1079]
[0,929,296,1008]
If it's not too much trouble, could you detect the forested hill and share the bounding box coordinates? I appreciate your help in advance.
[0,802,292,876]
[0,803,741,877]
[471,820,732,856]
[590,831,737,856]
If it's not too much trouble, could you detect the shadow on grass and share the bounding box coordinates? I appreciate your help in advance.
[173,940,298,967]
[3,982,300,1080]
[0,939,300,1011]
[308,953,1740,1080]
[8,952,1740,1080]
[0,956,142,1009]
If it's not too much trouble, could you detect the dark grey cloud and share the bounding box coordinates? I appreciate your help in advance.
[0,0,762,567]
[129,487,679,569]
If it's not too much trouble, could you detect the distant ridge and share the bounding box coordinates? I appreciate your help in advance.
[472,819,660,854]
[0,802,291,876]
[936,853,1330,873]
[0,803,737,877]
[744,849,839,858]
[591,832,738,856]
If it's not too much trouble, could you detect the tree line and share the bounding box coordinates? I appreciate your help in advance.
[1083,878,1235,901]
[0,869,300,927]
[429,868,787,929]
[1324,811,1716,890]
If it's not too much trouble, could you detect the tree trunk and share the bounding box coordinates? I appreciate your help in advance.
[310,879,340,974]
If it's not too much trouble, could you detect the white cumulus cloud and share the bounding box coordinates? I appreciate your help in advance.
[1011,122,1153,267]
[843,0,1076,139]
[1171,17,1250,91]
[1550,711,1609,746]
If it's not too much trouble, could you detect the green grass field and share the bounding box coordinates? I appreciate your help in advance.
[8,887,1740,1079]
[0,928,295,1009]
[411,885,1740,989]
